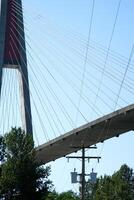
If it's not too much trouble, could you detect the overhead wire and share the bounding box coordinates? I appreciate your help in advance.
[11,1,134,83]
[10,15,77,142]
[90,0,124,171]
[9,14,76,133]
[10,0,134,134]
[11,2,134,125]
[82,0,122,170]
[10,16,67,134]
[16,0,134,188]
[114,45,134,110]
[11,2,134,96]
[1,69,9,134]
[92,0,122,116]
[8,14,50,142]
[24,16,134,95]
[7,54,15,129]
[90,49,134,173]
[75,0,95,123]
[9,0,133,148]
[9,32,50,142]
[11,4,84,131]
[11,10,130,111]
[24,3,134,75]
[12,0,134,75]
[6,0,134,184]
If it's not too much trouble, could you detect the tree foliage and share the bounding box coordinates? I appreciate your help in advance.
[0,128,52,200]
[91,164,134,200]
[46,190,80,200]
[0,135,6,163]
[45,165,134,200]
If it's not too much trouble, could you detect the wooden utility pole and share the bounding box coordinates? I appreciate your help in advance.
[67,146,101,200]
[81,146,85,200]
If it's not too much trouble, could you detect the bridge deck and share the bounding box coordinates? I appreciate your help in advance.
[36,104,134,164]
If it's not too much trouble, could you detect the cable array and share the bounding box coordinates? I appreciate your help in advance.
[0,0,133,152]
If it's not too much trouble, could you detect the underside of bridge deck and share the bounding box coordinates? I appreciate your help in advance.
[36,104,134,164]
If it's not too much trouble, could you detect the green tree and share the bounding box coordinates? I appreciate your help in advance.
[0,127,52,200]
[93,164,134,200]
[111,164,134,200]
[0,135,6,163]
[45,191,58,200]
[46,190,80,200]
[57,191,79,200]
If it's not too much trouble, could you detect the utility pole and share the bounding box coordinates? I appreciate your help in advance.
[81,146,85,200]
[67,146,101,200]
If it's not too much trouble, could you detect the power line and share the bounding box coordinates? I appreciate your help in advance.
[114,45,134,110]
[92,0,122,116]
[76,0,95,124]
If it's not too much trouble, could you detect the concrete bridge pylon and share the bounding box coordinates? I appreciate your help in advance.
[0,0,33,135]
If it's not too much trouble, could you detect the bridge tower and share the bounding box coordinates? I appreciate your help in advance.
[0,0,33,134]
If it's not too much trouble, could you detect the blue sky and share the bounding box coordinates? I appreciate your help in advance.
[22,0,134,193]
[1,0,134,193]
[27,0,134,55]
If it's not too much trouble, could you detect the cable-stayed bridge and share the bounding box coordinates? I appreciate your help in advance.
[0,0,134,171]
[36,104,134,164]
